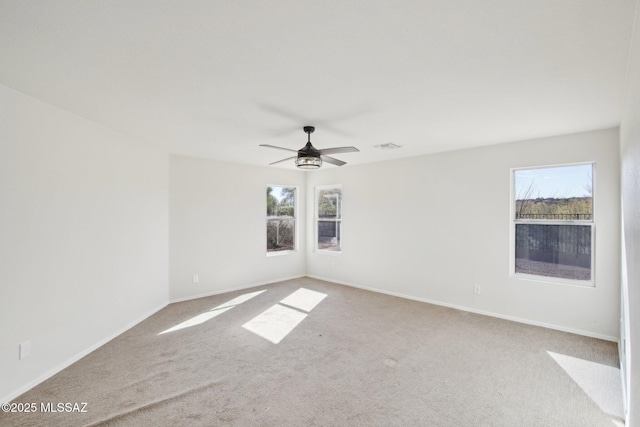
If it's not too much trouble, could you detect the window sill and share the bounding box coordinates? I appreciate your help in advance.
[267,250,296,257]
[315,250,342,256]
[512,272,595,288]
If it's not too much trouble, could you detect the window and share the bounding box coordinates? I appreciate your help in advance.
[512,163,594,284]
[266,186,296,253]
[316,185,342,252]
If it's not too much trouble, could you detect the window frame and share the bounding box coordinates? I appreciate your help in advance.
[510,162,595,287]
[266,185,297,256]
[315,184,343,255]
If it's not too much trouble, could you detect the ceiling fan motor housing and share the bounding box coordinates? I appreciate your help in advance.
[298,141,321,158]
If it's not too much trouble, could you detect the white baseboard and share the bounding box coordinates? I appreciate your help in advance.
[308,275,618,342]
[1,301,168,405]
[169,275,306,304]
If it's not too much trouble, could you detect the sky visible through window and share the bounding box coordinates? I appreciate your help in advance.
[270,186,285,200]
[515,164,592,199]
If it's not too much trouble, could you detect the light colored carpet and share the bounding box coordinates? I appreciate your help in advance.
[1,277,622,426]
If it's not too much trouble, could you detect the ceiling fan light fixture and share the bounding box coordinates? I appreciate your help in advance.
[295,155,322,169]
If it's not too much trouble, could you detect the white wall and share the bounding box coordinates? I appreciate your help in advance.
[169,155,306,301]
[0,85,169,403]
[307,128,620,340]
[620,2,640,424]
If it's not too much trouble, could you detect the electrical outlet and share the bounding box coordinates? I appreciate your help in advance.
[473,285,481,295]
[193,275,199,283]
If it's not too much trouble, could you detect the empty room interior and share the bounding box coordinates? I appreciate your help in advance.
[1,1,640,426]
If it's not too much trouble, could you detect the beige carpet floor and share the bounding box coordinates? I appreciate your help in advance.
[1,277,622,426]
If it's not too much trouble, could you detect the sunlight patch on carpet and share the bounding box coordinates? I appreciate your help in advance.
[242,304,307,344]
[213,290,267,310]
[280,288,327,312]
[242,288,327,344]
[158,289,267,335]
[547,351,623,420]
[159,307,233,335]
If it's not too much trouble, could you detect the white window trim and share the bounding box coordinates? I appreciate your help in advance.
[509,162,596,287]
[266,184,298,257]
[315,184,342,255]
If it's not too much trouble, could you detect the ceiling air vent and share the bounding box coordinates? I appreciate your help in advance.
[374,143,402,150]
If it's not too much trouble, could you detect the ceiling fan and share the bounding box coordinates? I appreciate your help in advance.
[260,126,359,169]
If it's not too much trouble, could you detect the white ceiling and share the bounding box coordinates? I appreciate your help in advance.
[0,1,636,169]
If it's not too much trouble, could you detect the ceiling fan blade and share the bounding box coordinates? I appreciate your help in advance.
[320,155,346,167]
[318,146,360,155]
[269,156,297,165]
[259,144,299,153]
